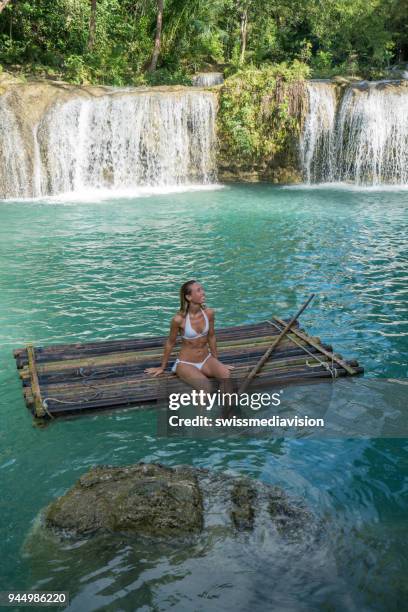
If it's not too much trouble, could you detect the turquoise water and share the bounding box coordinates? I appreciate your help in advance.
[0,184,407,610]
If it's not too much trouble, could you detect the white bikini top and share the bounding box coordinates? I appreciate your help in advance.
[181,308,209,340]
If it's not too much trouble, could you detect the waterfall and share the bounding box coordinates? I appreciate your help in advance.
[0,89,217,199]
[0,95,31,198]
[301,81,408,185]
[336,86,408,184]
[192,73,224,87]
[300,81,337,183]
[36,91,217,196]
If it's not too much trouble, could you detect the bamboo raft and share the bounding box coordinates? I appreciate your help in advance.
[13,317,363,419]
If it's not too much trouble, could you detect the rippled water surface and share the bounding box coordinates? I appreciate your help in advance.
[0,184,407,611]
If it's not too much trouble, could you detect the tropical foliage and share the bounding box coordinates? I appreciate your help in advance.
[0,0,406,85]
[217,62,309,167]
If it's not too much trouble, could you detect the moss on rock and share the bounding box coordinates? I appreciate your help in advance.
[216,62,310,183]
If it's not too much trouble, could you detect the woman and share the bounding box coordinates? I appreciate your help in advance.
[144,280,234,393]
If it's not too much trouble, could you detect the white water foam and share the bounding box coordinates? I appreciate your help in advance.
[0,183,224,205]
[283,182,408,192]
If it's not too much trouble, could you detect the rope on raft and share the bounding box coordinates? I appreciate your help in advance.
[266,320,338,379]
[40,366,118,412]
[40,368,125,385]
[38,363,162,414]
[78,367,125,379]
[42,385,102,414]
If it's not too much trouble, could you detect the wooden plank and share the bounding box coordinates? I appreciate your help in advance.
[272,317,359,376]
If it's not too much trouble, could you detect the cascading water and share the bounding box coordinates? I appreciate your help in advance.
[301,81,408,185]
[0,95,31,198]
[3,78,408,197]
[0,89,217,199]
[336,86,408,184]
[300,81,337,183]
[192,73,224,87]
[36,92,217,196]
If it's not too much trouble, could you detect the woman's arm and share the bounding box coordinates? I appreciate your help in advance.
[160,316,180,368]
[144,315,180,376]
[207,309,218,358]
[207,308,234,370]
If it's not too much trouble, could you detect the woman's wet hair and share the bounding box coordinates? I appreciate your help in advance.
[179,280,202,314]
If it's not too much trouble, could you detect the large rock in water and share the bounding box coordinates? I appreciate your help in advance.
[44,463,311,540]
[46,463,203,537]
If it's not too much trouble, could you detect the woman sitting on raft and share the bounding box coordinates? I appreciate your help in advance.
[144,280,234,392]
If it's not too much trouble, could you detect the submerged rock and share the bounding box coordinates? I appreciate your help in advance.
[44,463,313,541]
[23,464,328,608]
[46,463,203,537]
[230,480,257,530]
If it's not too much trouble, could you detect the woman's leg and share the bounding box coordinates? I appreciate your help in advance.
[201,357,237,412]
[201,356,231,380]
[175,362,213,396]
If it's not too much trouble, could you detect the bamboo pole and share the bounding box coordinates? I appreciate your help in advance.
[39,365,363,416]
[18,343,333,385]
[17,341,334,388]
[38,356,359,401]
[238,295,315,394]
[13,320,288,363]
[16,334,310,374]
[36,354,332,396]
[26,343,46,418]
[24,356,362,416]
[272,317,358,375]
[15,332,295,368]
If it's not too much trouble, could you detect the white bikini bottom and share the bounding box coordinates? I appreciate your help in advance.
[172,352,212,373]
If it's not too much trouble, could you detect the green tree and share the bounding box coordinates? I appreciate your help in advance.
[148,0,164,72]
[0,0,405,84]
[0,0,12,14]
